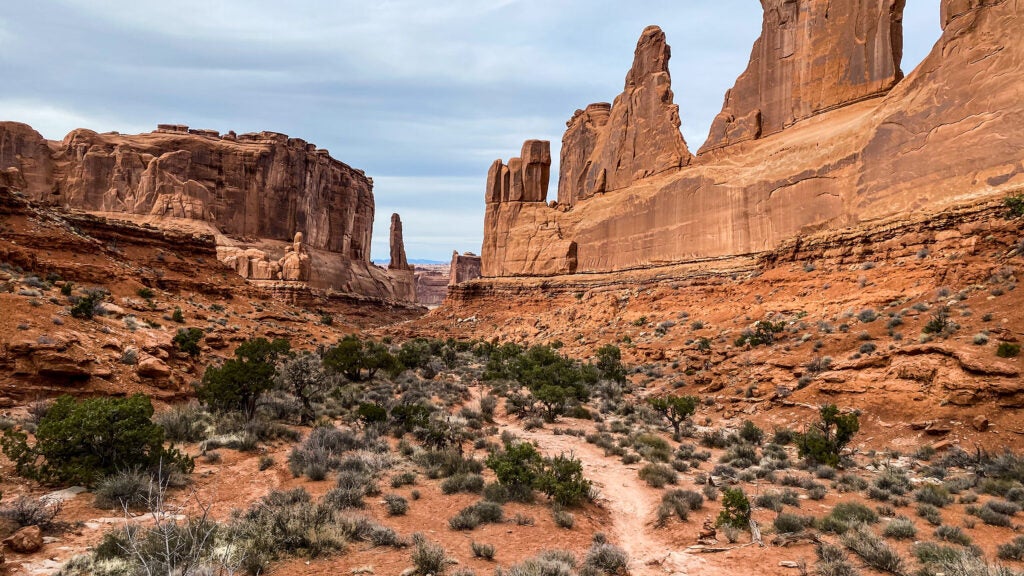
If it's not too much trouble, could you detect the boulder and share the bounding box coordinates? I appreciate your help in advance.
[4,525,42,553]
[136,355,171,379]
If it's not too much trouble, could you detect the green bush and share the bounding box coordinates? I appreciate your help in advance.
[796,404,859,467]
[195,337,289,418]
[647,395,698,437]
[1005,193,1024,218]
[717,487,751,529]
[171,307,185,323]
[535,453,591,507]
[70,288,106,319]
[595,344,626,384]
[734,320,785,347]
[997,342,1021,358]
[1,394,192,485]
[485,441,542,500]
[882,517,916,540]
[639,463,678,488]
[323,335,398,382]
[411,535,448,575]
[173,327,204,357]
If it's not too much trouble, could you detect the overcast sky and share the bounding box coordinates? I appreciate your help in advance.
[0,1,941,262]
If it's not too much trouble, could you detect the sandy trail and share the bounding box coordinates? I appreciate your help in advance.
[505,423,716,576]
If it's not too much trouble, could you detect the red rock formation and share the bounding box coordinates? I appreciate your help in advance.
[557,26,691,206]
[482,1,1023,277]
[701,0,905,153]
[415,266,450,307]
[388,213,416,303]
[449,251,482,286]
[0,123,414,301]
[389,213,411,271]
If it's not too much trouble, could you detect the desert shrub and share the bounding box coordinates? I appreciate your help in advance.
[1,394,191,486]
[858,309,878,323]
[717,487,751,529]
[997,535,1024,561]
[815,542,861,576]
[0,496,63,529]
[450,501,503,531]
[155,403,213,443]
[840,524,905,575]
[882,517,917,540]
[70,288,105,319]
[552,507,575,529]
[915,484,952,507]
[735,319,785,347]
[934,525,972,546]
[471,541,496,560]
[411,535,448,575]
[498,550,576,576]
[827,502,879,526]
[595,344,626,384]
[1005,193,1024,217]
[383,494,409,516]
[171,307,185,323]
[913,542,1013,576]
[535,453,592,507]
[738,420,764,445]
[94,470,154,510]
[195,338,290,418]
[774,512,813,534]
[639,463,678,488]
[323,471,370,509]
[441,473,485,495]
[173,327,204,357]
[916,503,943,526]
[796,404,859,467]
[581,540,629,575]
[479,395,498,422]
[987,499,1021,516]
[485,441,541,501]
[324,335,398,382]
[655,489,704,527]
[997,342,1021,358]
[875,469,912,496]
[633,433,672,462]
[922,306,956,336]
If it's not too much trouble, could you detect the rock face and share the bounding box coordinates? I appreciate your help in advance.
[482,1,1024,277]
[701,0,905,153]
[0,124,413,301]
[388,213,416,303]
[557,26,691,206]
[449,251,482,286]
[415,267,449,307]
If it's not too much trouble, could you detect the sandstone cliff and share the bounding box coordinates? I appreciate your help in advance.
[449,251,482,286]
[0,123,413,301]
[557,25,691,206]
[482,0,1024,277]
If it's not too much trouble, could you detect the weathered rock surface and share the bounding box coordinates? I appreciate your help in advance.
[557,26,691,206]
[701,0,905,152]
[414,266,449,307]
[387,213,416,303]
[449,251,482,286]
[4,525,42,553]
[483,1,1024,277]
[0,123,413,302]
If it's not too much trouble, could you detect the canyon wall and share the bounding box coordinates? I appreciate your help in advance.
[0,123,414,301]
[482,0,1024,277]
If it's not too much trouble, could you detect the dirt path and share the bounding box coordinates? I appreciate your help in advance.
[504,422,715,576]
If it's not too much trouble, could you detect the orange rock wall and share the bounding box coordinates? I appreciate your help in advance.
[482,0,1024,277]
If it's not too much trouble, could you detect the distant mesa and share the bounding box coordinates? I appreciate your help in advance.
[482,0,1024,277]
[0,121,414,303]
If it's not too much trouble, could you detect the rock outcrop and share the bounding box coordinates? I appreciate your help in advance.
[415,267,449,307]
[388,213,416,303]
[557,26,691,206]
[482,1,1024,277]
[700,0,906,153]
[0,124,413,301]
[449,251,482,286]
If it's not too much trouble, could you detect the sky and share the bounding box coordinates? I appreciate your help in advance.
[0,1,942,262]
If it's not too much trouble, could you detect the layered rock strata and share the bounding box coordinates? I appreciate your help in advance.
[482,0,1024,277]
[449,251,482,286]
[701,0,906,152]
[557,26,691,206]
[0,123,412,301]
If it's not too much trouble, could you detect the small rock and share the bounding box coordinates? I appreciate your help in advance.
[4,525,43,553]
[972,415,989,432]
[42,486,86,503]
[780,561,801,568]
